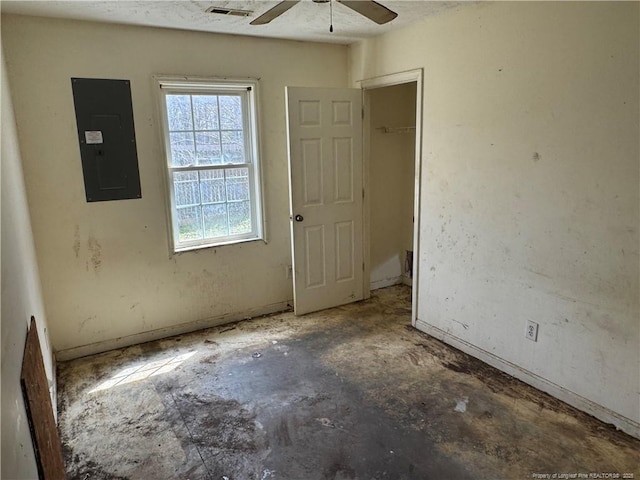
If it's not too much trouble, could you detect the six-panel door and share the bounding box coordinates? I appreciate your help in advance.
[286,87,363,315]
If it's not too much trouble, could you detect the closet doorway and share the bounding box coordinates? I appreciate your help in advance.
[361,70,423,325]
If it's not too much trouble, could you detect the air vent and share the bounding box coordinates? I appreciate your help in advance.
[205,6,253,17]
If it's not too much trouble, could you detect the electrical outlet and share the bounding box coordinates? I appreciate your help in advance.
[526,320,539,342]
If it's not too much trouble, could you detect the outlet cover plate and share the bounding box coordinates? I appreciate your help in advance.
[526,320,539,342]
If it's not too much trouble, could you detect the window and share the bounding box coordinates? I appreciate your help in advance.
[156,77,263,252]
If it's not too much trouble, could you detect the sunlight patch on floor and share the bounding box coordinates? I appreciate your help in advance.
[88,351,197,393]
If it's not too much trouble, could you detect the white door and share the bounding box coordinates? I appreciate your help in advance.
[286,87,363,315]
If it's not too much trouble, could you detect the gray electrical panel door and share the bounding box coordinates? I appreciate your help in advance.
[71,78,142,202]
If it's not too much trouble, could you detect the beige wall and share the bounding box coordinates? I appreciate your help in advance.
[350,2,639,434]
[369,82,416,288]
[1,15,348,356]
[1,48,55,479]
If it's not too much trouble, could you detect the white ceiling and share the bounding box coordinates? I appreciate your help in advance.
[0,0,467,45]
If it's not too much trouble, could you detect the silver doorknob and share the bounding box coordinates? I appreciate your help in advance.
[295,214,304,222]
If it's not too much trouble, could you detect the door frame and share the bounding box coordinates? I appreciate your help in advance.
[357,69,424,326]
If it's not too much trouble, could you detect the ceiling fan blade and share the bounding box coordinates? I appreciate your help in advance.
[337,0,398,24]
[250,1,301,25]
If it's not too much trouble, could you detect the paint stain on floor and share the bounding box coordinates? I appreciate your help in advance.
[57,286,639,480]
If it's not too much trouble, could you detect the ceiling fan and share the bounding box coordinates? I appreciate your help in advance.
[250,0,398,26]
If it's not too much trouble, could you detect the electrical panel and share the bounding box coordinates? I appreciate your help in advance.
[71,78,142,202]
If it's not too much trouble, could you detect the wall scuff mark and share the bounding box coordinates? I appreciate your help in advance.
[73,225,81,258]
[88,236,102,273]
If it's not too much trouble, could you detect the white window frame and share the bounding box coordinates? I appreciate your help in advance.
[155,76,264,253]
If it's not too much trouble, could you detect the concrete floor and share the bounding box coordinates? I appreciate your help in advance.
[57,286,639,480]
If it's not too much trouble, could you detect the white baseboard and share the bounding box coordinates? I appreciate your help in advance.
[56,300,292,362]
[415,319,640,439]
[371,276,403,291]
[371,275,412,290]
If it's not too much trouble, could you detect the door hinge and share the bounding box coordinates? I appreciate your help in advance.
[361,107,365,119]
[362,262,365,272]
[362,188,365,199]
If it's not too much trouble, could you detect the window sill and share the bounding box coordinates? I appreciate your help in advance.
[172,236,266,254]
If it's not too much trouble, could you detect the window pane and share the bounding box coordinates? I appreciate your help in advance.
[199,170,225,204]
[203,204,228,238]
[225,167,250,202]
[221,130,245,164]
[195,132,222,166]
[173,171,200,207]
[192,95,219,130]
[219,95,243,130]
[228,201,252,235]
[169,132,195,167]
[166,95,193,131]
[176,206,203,242]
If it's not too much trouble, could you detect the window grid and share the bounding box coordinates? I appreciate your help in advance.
[166,94,246,168]
[171,167,253,240]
